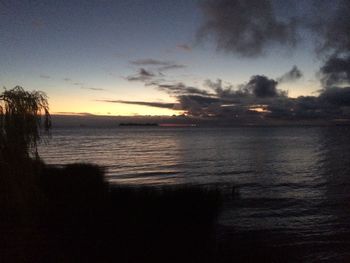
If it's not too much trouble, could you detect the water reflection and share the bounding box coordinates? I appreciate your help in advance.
[312,127,350,260]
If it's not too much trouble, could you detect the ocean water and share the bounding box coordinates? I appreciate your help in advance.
[39,126,350,261]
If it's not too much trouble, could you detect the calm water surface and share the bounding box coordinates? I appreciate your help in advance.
[39,126,350,261]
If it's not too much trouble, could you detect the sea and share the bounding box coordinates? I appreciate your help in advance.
[39,126,350,261]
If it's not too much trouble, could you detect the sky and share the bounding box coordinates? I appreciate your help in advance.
[1,0,350,120]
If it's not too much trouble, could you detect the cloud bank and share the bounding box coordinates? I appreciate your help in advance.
[197,0,297,57]
[114,61,350,121]
[109,1,350,122]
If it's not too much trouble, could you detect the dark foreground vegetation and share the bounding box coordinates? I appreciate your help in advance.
[1,161,223,263]
[1,87,226,262]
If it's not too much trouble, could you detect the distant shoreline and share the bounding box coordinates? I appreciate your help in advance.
[50,114,350,128]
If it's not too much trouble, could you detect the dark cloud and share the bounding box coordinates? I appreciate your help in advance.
[138,68,154,77]
[130,59,171,66]
[197,0,297,57]
[320,55,350,87]
[312,0,350,55]
[277,66,303,83]
[133,75,289,117]
[264,95,328,119]
[127,60,185,85]
[318,87,350,107]
[130,58,186,71]
[143,76,287,117]
[101,77,350,119]
[267,87,350,119]
[121,54,350,121]
[310,0,350,118]
[178,95,221,116]
[158,64,186,71]
[63,78,71,82]
[158,83,212,96]
[126,68,155,82]
[205,79,248,99]
[247,75,279,98]
[176,44,192,52]
[115,0,350,121]
[99,100,177,109]
[196,0,349,61]
[40,74,51,79]
[311,0,350,117]
[130,58,186,72]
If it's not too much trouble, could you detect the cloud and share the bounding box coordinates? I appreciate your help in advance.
[40,74,51,79]
[121,43,350,121]
[197,0,297,57]
[318,87,350,106]
[267,87,350,119]
[246,75,280,98]
[311,0,350,55]
[204,79,247,99]
[130,59,171,66]
[308,0,350,117]
[176,44,192,52]
[306,0,350,92]
[98,100,177,109]
[158,64,186,71]
[126,68,155,82]
[81,87,106,91]
[125,62,186,86]
[178,95,221,116]
[123,72,291,117]
[63,78,72,82]
[138,75,288,117]
[101,75,350,119]
[130,58,186,72]
[277,66,303,83]
[157,83,213,96]
[319,55,350,87]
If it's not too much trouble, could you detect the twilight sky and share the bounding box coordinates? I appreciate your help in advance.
[1,0,350,119]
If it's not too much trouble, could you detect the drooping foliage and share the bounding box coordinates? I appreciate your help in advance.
[0,86,51,161]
